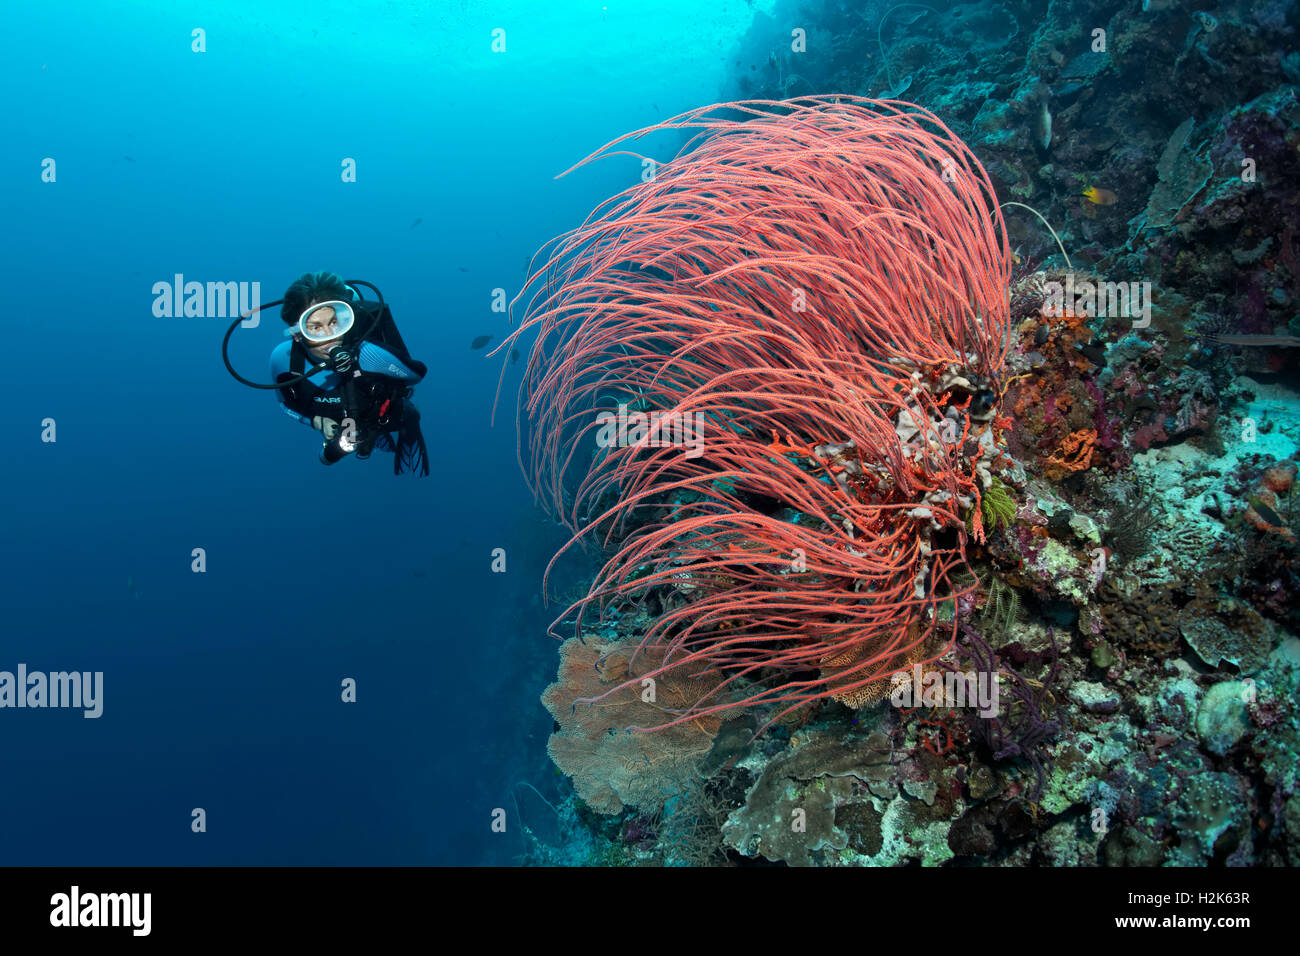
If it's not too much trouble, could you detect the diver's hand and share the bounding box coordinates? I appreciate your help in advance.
[312,416,341,440]
[319,430,356,466]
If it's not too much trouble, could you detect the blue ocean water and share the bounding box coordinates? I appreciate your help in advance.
[0,0,769,865]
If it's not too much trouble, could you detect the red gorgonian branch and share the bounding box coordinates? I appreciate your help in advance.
[497,96,1014,734]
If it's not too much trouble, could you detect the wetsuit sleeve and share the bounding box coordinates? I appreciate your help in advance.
[270,341,314,426]
[358,342,427,382]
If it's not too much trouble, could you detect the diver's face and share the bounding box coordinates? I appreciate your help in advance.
[305,305,340,341]
[304,305,341,361]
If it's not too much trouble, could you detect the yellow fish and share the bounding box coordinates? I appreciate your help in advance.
[1082,186,1118,206]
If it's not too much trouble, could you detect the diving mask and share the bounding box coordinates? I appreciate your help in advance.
[291,300,356,344]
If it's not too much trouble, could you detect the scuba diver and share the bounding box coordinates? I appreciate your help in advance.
[223,271,430,475]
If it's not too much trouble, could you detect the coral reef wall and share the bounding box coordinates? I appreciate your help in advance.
[521,0,1300,867]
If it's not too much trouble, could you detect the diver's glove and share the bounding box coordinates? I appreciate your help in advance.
[312,416,341,440]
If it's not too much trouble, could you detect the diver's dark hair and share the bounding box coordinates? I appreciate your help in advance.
[280,271,350,325]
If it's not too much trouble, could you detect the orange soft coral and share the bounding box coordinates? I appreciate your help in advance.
[1043,428,1096,482]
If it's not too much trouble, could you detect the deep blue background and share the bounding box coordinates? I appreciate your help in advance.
[0,0,768,864]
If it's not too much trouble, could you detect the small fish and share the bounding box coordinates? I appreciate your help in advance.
[410,217,422,228]
[123,155,135,162]
[1082,186,1118,205]
[1254,500,1284,527]
[1036,102,1052,150]
[510,348,519,365]
[471,334,492,350]
[458,266,469,273]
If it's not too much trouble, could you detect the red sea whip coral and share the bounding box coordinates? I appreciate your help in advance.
[499,97,1014,733]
